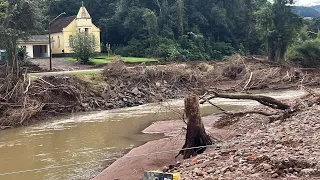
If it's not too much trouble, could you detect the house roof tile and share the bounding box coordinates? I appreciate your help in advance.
[50,16,76,33]
[18,35,49,43]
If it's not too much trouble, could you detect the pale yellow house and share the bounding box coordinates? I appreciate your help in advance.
[49,5,101,56]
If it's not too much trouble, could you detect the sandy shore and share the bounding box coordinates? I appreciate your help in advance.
[93,115,235,180]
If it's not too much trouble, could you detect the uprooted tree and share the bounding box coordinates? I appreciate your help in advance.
[200,89,320,127]
[176,95,213,159]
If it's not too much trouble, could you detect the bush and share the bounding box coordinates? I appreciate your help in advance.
[70,32,97,64]
[17,46,28,60]
[211,42,235,60]
[153,37,182,60]
[287,38,320,68]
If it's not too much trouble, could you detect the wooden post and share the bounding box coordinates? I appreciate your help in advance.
[176,95,213,159]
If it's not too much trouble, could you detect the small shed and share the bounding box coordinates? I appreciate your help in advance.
[18,35,50,59]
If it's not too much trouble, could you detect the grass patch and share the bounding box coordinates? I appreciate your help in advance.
[69,70,103,83]
[67,55,158,65]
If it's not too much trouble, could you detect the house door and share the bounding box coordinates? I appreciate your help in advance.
[33,45,48,58]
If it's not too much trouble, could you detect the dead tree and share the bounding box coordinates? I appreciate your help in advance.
[176,96,213,159]
[202,91,291,110]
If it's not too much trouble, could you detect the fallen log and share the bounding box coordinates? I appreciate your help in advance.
[201,91,291,110]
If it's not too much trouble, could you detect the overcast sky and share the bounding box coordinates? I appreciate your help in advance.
[294,0,320,6]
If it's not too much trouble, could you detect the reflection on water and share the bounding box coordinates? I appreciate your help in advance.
[0,89,307,180]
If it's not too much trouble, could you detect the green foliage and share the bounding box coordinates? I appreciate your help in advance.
[0,0,42,72]
[17,46,28,60]
[287,38,320,68]
[257,0,303,62]
[48,0,268,60]
[69,33,97,64]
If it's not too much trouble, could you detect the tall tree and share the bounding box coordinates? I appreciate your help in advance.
[257,0,302,62]
[0,0,42,74]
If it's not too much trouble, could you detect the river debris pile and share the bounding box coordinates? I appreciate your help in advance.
[223,55,320,91]
[0,73,100,128]
[167,91,320,179]
[101,61,205,108]
[1,55,320,128]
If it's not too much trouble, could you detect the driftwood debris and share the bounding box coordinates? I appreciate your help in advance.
[201,91,291,110]
[201,89,320,127]
[176,96,213,159]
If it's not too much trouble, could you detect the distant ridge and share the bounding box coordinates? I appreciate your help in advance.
[293,6,320,17]
[311,5,320,12]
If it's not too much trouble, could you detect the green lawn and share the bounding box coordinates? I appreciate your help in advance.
[67,55,158,65]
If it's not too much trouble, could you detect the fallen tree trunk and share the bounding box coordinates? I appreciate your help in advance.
[176,96,213,159]
[201,91,290,110]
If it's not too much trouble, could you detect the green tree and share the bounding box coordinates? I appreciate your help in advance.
[0,0,41,73]
[257,0,303,62]
[48,0,270,60]
[69,32,97,64]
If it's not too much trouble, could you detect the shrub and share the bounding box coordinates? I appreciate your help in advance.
[70,32,97,64]
[17,46,28,60]
[287,38,320,68]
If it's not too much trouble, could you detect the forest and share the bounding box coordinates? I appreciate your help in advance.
[2,0,320,66]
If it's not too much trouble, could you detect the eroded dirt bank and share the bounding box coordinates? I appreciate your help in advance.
[1,55,320,128]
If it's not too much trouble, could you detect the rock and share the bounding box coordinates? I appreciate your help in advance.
[221,166,231,173]
[82,103,89,108]
[271,173,279,178]
[261,163,272,170]
[203,177,214,180]
[288,167,294,173]
[118,93,125,98]
[131,87,140,95]
[251,173,262,177]
[275,144,283,149]
[193,168,204,176]
[206,168,215,174]
[301,168,314,175]
[104,103,114,108]
[162,166,169,172]
[288,175,299,179]
[155,82,161,87]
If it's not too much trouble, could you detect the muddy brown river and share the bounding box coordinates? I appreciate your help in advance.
[0,90,306,180]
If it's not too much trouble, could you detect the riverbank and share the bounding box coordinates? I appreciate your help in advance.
[1,55,320,128]
[95,94,320,180]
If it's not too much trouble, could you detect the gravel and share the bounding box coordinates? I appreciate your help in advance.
[168,107,320,180]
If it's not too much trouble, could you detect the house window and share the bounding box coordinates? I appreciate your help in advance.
[79,29,81,33]
[85,28,89,34]
[58,36,60,48]
[69,35,73,46]
[52,37,54,48]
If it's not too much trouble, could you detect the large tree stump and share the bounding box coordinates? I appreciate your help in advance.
[176,96,213,159]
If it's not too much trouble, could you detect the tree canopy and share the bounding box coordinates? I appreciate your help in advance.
[46,0,272,60]
[0,0,42,72]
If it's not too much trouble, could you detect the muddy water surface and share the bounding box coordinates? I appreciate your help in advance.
[0,89,307,180]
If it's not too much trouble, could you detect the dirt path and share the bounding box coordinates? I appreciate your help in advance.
[28,58,92,71]
[28,68,103,77]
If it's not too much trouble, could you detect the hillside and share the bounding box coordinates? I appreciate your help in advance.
[311,5,320,12]
[293,6,320,17]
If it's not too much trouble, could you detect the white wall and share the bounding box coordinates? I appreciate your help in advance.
[19,44,50,58]
[24,44,34,58]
